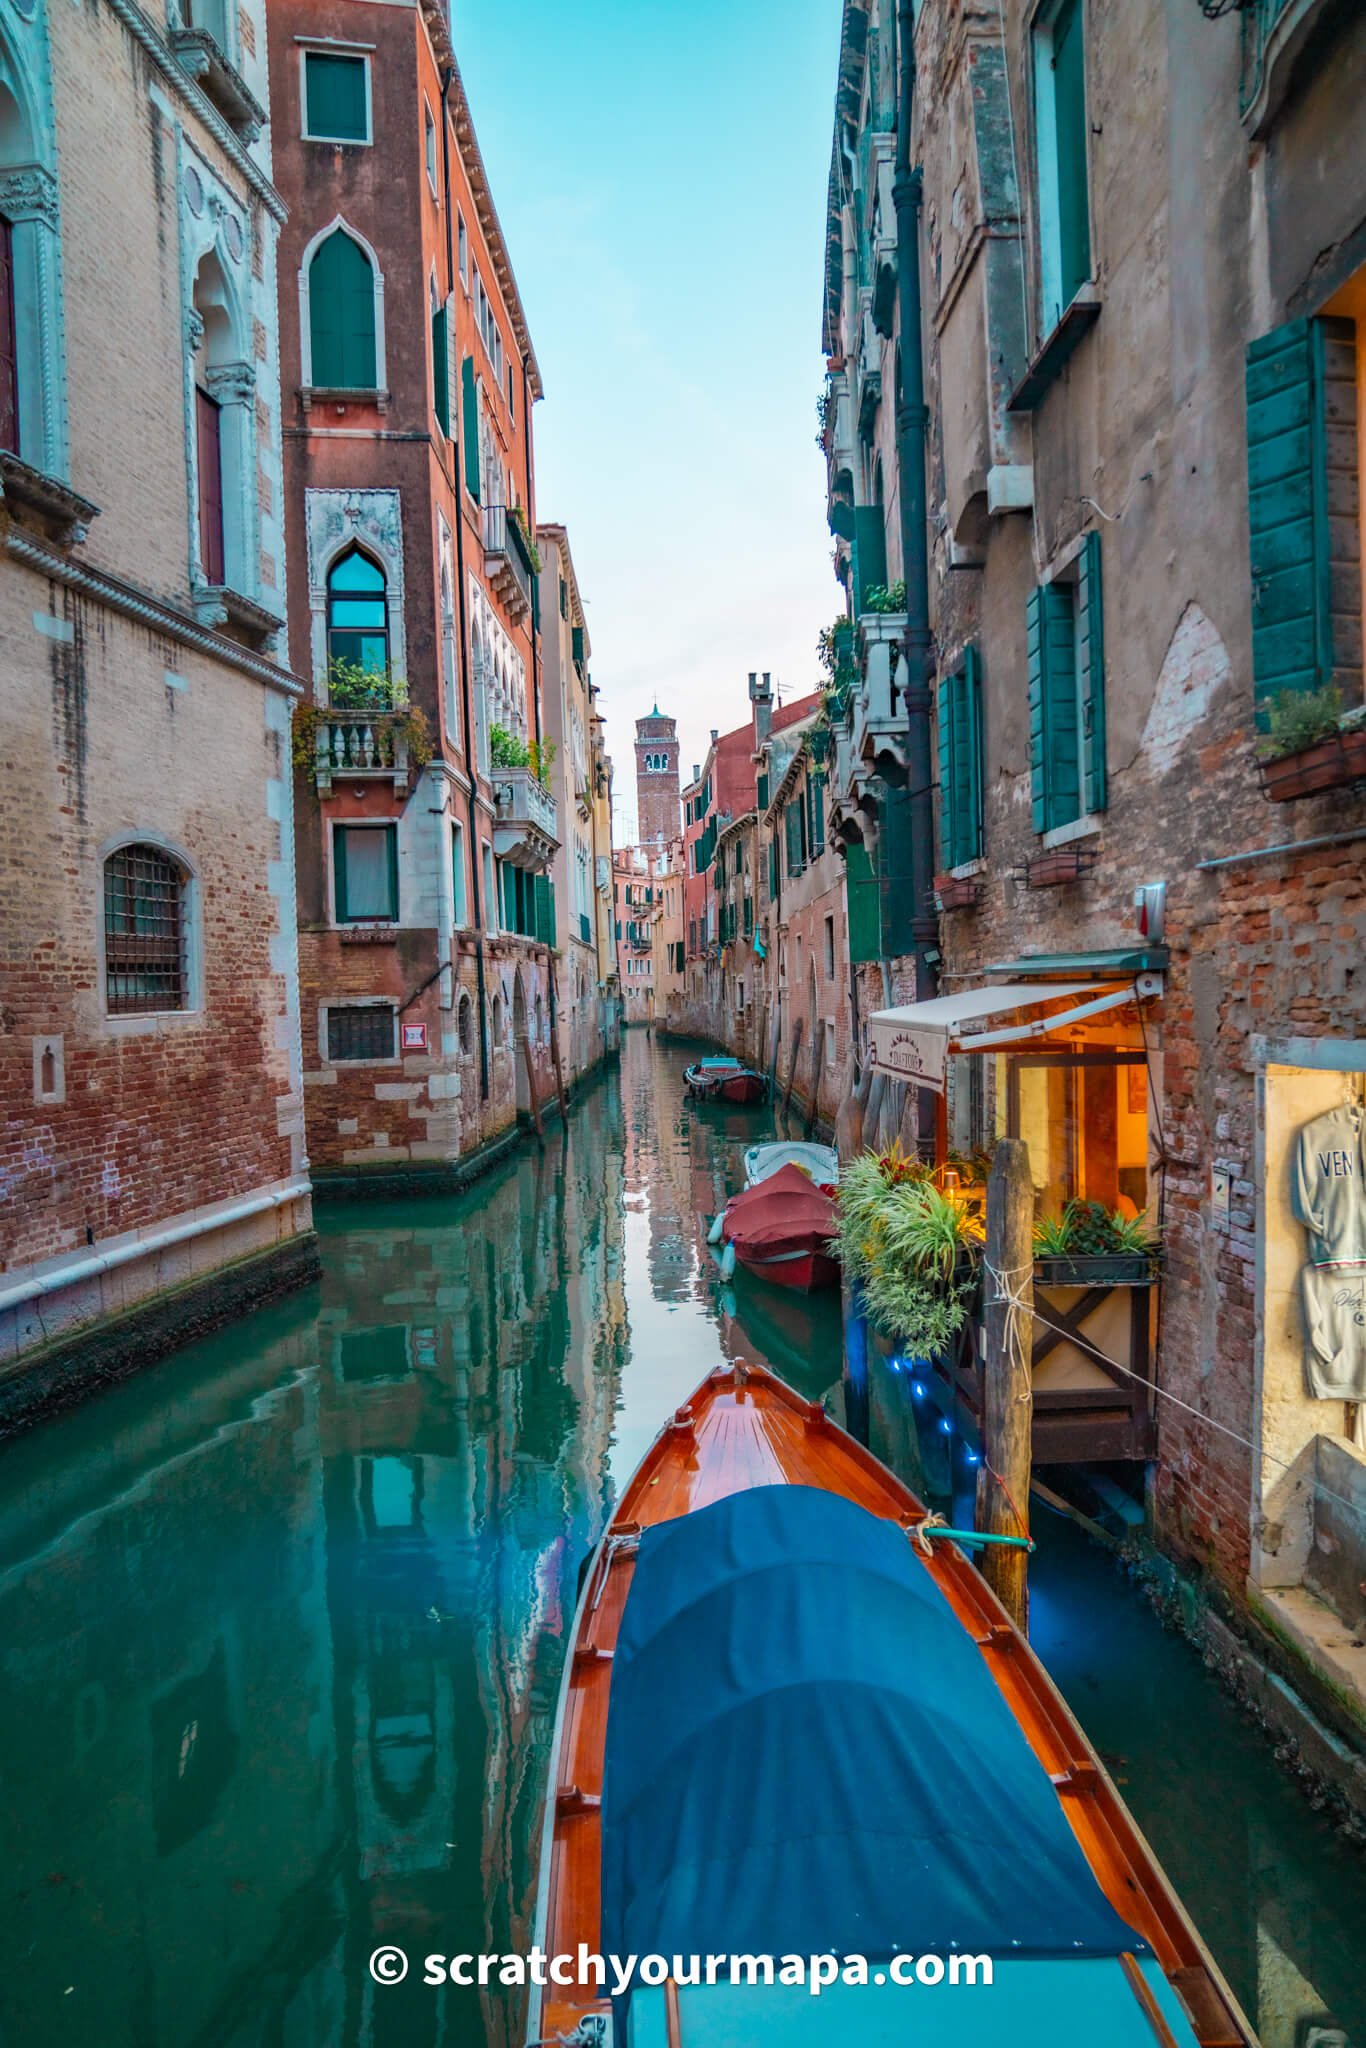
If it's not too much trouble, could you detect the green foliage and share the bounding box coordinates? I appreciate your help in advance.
[834,1149,984,1346]
[1257,685,1345,762]
[290,694,431,774]
[817,616,859,722]
[861,580,907,614]
[325,655,401,711]
[1032,1198,1159,1260]
[509,504,543,575]
[529,735,557,790]
[490,723,531,769]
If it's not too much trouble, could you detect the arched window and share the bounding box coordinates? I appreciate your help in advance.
[491,991,503,1043]
[326,548,387,681]
[308,228,377,389]
[457,990,473,1056]
[104,844,190,1014]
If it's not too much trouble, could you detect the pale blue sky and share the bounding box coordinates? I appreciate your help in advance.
[457,0,841,839]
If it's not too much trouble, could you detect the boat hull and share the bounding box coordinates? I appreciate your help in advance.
[733,1246,840,1291]
[526,1363,1254,2048]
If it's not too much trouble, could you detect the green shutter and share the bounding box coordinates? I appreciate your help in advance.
[845,841,881,963]
[768,836,779,898]
[937,671,955,864]
[1026,582,1079,833]
[1245,317,1342,719]
[333,824,348,922]
[940,647,984,871]
[432,301,450,435]
[853,505,888,610]
[756,771,770,812]
[533,872,554,945]
[1078,531,1107,813]
[305,53,368,143]
[811,773,825,853]
[309,230,377,389]
[1052,0,1091,309]
[572,624,585,667]
[461,356,480,500]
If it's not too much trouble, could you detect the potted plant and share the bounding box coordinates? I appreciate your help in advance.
[834,1145,985,1354]
[1033,1199,1160,1286]
[1257,686,1366,800]
[1026,846,1096,888]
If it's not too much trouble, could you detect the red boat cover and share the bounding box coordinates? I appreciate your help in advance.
[722,1165,838,1260]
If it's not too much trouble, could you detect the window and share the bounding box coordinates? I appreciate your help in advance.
[482,842,495,930]
[326,548,388,678]
[938,645,985,867]
[1032,0,1091,335]
[451,820,467,926]
[104,844,189,1015]
[824,914,836,979]
[0,213,15,456]
[457,211,468,285]
[308,229,377,389]
[195,386,224,587]
[507,360,515,423]
[1026,531,1106,832]
[327,1004,396,1062]
[424,102,437,191]
[457,990,473,1055]
[1009,1054,1149,1220]
[334,824,398,923]
[1246,310,1363,720]
[302,50,370,145]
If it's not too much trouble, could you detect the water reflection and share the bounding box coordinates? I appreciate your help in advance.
[1,1036,1361,2046]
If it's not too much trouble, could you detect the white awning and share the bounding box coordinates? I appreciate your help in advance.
[868,981,1137,1092]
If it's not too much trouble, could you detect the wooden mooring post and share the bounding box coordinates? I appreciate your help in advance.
[782,1015,805,1115]
[521,1031,545,1143]
[975,1137,1034,1632]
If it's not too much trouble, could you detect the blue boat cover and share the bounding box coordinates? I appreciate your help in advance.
[601,1485,1142,1989]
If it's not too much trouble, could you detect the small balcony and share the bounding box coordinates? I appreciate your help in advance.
[313,710,413,796]
[853,610,912,786]
[492,765,559,870]
[168,27,265,140]
[483,504,533,626]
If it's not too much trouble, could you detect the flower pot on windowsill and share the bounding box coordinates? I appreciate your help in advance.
[1259,729,1366,801]
[1034,1253,1157,1287]
[1025,846,1097,888]
[934,872,980,912]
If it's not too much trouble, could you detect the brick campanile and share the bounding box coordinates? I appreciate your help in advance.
[635,706,681,852]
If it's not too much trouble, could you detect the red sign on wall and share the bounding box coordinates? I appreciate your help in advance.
[402,1021,428,1052]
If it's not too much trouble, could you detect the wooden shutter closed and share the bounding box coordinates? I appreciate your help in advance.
[844,841,882,964]
[0,215,17,456]
[432,300,450,435]
[1078,531,1107,813]
[309,231,376,389]
[195,386,225,586]
[1245,316,1360,718]
[1026,582,1078,832]
[937,650,983,871]
[461,356,480,500]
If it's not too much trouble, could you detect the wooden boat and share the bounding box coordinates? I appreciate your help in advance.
[683,1056,766,1104]
[719,1163,840,1291]
[743,1139,839,1191]
[526,1361,1255,2048]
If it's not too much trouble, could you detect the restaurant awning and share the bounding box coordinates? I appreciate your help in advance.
[868,978,1153,1091]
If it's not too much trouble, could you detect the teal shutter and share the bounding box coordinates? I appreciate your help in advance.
[811,772,825,853]
[768,836,779,898]
[333,825,348,922]
[853,505,888,610]
[1078,531,1107,813]
[962,645,983,861]
[385,825,399,919]
[784,803,802,876]
[936,672,954,864]
[309,231,376,389]
[432,301,450,435]
[304,53,368,142]
[1052,0,1091,309]
[940,653,983,869]
[461,357,480,499]
[1025,583,1079,832]
[845,842,881,963]
[756,770,769,812]
[1245,317,1345,719]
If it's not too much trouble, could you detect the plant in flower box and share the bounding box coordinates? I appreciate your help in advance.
[1257,686,1366,800]
[1033,1199,1160,1285]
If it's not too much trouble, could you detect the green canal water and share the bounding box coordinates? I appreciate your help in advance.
[0,1033,1362,2045]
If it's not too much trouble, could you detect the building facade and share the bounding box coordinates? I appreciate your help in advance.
[538,522,619,1086]
[822,0,1366,1744]
[634,705,681,853]
[268,2,565,1181]
[0,0,314,1408]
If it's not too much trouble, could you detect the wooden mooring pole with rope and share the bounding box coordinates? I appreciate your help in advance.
[975,1137,1034,1632]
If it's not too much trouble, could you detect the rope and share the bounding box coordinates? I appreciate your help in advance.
[980,1259,1034,1538]
[983,1272,1366,1530]
[910,1508,948,1557]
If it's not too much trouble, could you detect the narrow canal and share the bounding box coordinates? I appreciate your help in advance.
[0,1032,1362,2047]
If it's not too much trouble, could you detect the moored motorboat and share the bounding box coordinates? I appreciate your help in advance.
[719,1163,839,1290]
[743,1139,839,1191]
[526,1362,1255,2048]
[683,1055,767,1104]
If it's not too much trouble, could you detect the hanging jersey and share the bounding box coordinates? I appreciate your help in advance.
[1292,1104,1366,1266]
[1300,1262,1366,1400]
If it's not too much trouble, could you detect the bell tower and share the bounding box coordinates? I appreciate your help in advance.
[634,706,680,851]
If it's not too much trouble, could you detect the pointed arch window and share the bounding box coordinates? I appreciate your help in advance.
[327,548,388,680]
[308,229,377,389]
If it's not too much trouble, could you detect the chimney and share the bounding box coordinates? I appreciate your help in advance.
[749,668,773,745]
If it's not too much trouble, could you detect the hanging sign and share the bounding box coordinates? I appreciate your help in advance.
[402,1021,429,1052]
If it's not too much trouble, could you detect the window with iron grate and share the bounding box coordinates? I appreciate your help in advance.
[104,845,189,1014]
[326,1005,396,1063]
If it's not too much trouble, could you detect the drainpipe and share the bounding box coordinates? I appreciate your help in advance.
[442,65,489,1102]
[894,0,938,1004]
